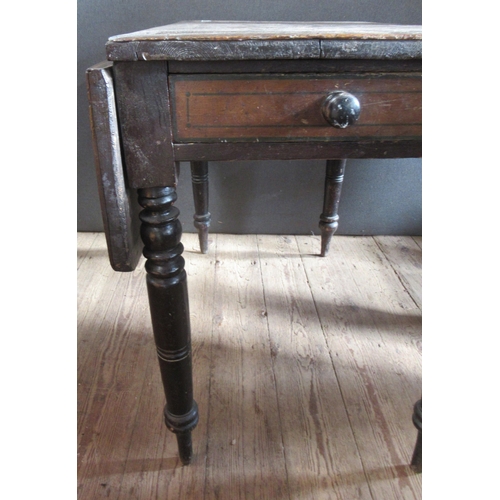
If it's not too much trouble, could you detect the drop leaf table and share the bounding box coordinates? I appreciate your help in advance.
[86,21,422,465]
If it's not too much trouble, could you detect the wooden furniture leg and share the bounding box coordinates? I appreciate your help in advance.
[411,399,422,472]
[190,161,211,254]
[138,186,199,465]
[319,159,346,257]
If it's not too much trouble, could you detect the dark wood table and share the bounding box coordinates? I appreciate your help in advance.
[86,21,422,466]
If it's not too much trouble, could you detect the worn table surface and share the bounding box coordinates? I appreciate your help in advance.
[106,21,422,61]
[109,21,422,41]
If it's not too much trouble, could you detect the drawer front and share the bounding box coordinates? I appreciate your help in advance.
[169,73,421,143]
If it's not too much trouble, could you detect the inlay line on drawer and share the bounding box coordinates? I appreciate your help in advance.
[170,73,421,142]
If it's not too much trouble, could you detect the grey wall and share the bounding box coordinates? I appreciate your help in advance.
[78,0,422,235]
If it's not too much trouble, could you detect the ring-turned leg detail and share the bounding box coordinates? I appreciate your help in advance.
[138,186,199,465]
[319,159,346,257]
[190,161,211,254]
[411,399,422,472]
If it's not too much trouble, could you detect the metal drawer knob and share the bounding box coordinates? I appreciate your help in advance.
[322,91,361,128]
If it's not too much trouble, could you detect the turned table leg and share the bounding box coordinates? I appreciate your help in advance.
[138,186,199,465]
[190,161,211,254]
[319,159,346,257]
[411,399,422,472]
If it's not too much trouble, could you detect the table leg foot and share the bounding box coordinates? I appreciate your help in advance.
[411,399,422,472]
[176,431,195,465]
[164,402,199,465]
[138,186,199,465]
[319,227,334,258]
[319,159,346,257]
[191,161,211,254]
[196,224,210,254]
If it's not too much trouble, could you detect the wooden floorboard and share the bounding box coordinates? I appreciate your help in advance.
[257,235,370,500]
[373,236,422,310]
[77,232,422,500]
[205,234,289,500]
[296,235,421,499]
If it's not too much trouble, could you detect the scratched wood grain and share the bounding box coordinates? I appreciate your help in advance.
[374,236,422,310]
[77,232,98,269]
[78,233,217,499]
[113,61,177,189]
[86,62,143,271]
[78,244,151,499]
[78,233,422,499]
[296,235,422,499]
[108,21,422,42]
[257,234,371,499]
[204,234,289,500]
[77,234,125,401]
[106,22,421,62]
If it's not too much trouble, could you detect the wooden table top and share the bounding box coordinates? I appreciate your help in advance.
[106,21,422,61]
[108,21,422,42]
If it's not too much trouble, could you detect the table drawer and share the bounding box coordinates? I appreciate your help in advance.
[169,73,421,143]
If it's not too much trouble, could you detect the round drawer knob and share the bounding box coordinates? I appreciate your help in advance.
[321,91,361,128]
